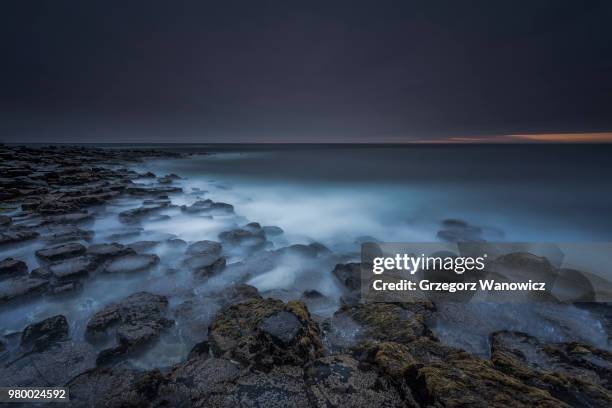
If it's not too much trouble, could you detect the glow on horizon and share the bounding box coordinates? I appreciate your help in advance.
[425,132,612,143]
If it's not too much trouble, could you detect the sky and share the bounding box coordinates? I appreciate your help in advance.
[1,0,612,143]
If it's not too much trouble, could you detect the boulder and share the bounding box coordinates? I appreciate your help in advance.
[104,253,159,274]
[21,315,69,349]
[48,255,99,282]
[35,242,87,262]
[0,258,28,280]
[85,292,173,364]
[185,240,222,256]
[0,227,39,245]
[183,254,226,278]
[209,298,323,368]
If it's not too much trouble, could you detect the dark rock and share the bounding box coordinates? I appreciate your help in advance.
[85,292,173,364]
[490,331,612,407]
[185,240,222,256]
[0,215,12,227]
[30,266,52,279]
[167,238,187,247]
[183,253,226,277]
[214,283,263,306]
[45,212,93,224]
[104,253,159,274]
[21,315,69,349]
[263,225,284,236]
[332,262,361,291]
[0,227,39,245]
[48,256,98,282]
[258,311,302,345]
[66,366,150,407]
[119,206,166,223]
[438,218,485,242]
[86,242,134,259]
[218,227,266,249]
[302,289,324,299]
[209,298,322,368]
[139,171,156,178]
[0,258,28,280]
[276,243,330,258]
[306,354,408,407]
[126,240,160,253]
[35,242,87,262]
[0,276,49,304]
[42,225,93,244]
[0,340,96,387]
[181,199,234,214]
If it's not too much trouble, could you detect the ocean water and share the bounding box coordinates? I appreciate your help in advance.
[2,143,611,366]
[135,144,612,244]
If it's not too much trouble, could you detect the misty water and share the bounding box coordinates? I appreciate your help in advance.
[2,144,611,366]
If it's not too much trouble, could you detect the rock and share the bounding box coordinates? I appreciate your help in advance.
[42,224,93,243]
[49,281,82,296]
[302,289,324,299]
[490,331,612,407]
[275,243,329,258]
[213,283,263,306]
[139,171,156,178]
[306,354,408,407]
[126,240,160,253]
[48,255,98,282]
[437,218,485,242]
[0,227,39,245]
[491,252,559,296]
[209,298,322,368]
[119,206,166,223]
[263,225,284,236]
[185,240,222,256]
[85,292,173,364]
[45,212,93,224]
[35,242,87,262]
[104,253,159,274]
[21,315,69,349]
[218,227,266,249]
[167,238,187,247]
[30,266,52,279]
[258,311,302,344]
[0,215,12,227]
[0,276,49,304]
[86,242,134,259]
[332,262,361,292]
[0,258,28,280]
[333,302,436,344]
[181,199,234,214]
[184,254,226,277]
[0,340,96,387]
[66,366,151,407]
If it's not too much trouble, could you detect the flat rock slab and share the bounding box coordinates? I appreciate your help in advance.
[49,256,98,281]
[0,276,49,304]
[104,254,159,274]
[258,311,301,344]
[0,258,28,280]
[21,315,69,348]
[35,243,87,262]
[185,240,222,256]
[0,228,39,245]
[86,243,133,259]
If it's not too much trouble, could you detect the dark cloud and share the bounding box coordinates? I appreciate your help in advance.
[1,0,611,142]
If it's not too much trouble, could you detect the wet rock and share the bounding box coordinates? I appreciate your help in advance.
[0,340,96,387]
[0,215,12,227]
[491,252,559,296]
[167,238,187,247]
[302,289,324,299]
[35,242,87,262]
[437,218,486,242]
[104,253,160,274]
[126,185,183,196]
[263,225,284,236]
[66,366,151,407]
[218,227,266,248]
[0,227,39,245]
[209,298,323,368]
[181,199,234,214]
[139,171,156,178]
[86,242,134,259]
[0,258,28,280]
[186,240,222,256]
[275,243,330,258]
[48,255,99,282]
[119,205,166,223]
[42,224,94,244]
[45,211,93,224]
[306,354,407,407]
[30,266,52,279]
[490,331,612,407]
[334,302,436,344]
[184,252,226,277]
[21,315,69,349]
[0,276,49,304]
[126,240,160,253]
[158,176,174,184]
[86,292,173,364]
[332,262,361,292]
[214,283,263,306]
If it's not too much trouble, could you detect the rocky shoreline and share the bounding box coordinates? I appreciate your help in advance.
[0,144,611,407]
